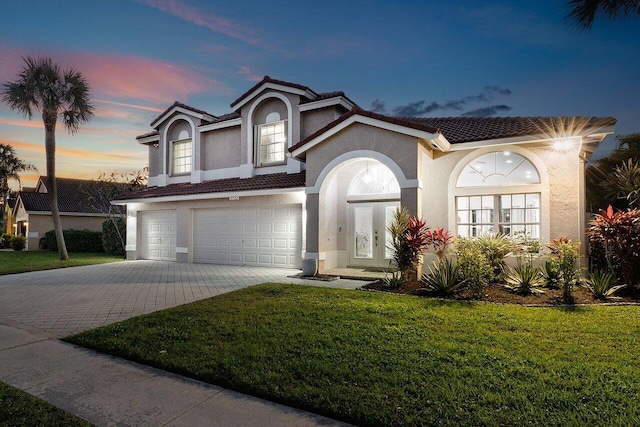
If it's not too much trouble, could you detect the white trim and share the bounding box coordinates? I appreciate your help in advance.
[113,187,306,205]
[246,92,293,166]
[299,97,354,112]
[162,114,197,177]
[199,118,242,132]
[307,150,417,195]
[137,134,159,144]
[202,166,242,181]
[290,114,446,158]
[447,146,550,242]
[231,82,316,111]
[176,246,188,254]
[151,106,215,129]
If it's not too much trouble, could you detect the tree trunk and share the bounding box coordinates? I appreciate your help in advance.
[43,110,68,260]
[1,178,8,234]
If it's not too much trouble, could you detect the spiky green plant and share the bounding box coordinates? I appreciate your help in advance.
[504,263,546,295]
[474,232,513,277]
[420,259,467,295]
[542,260,561,289]
[583,270,626,300]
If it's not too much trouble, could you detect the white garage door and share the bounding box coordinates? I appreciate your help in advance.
[193,205,301,268]
[139,210,177,261]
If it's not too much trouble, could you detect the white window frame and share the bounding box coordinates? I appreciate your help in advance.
[255,120,287,166]
[449,147,550,242]
[171,138,192,175]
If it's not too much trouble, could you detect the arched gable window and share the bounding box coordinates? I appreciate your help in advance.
[171,129,192,175]
[348,163,400,196]
[455,151,541,238]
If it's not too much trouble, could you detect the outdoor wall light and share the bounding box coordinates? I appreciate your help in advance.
[552,136,580,151]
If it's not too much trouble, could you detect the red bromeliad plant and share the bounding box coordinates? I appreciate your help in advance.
[588,205,640,286]
[426,227,453,260]
[387,208,431,283]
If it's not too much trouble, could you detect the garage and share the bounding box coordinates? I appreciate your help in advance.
[193,205,301,268]
[139,210,177,261]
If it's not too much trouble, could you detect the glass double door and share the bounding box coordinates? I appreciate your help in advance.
[348,201,400,268]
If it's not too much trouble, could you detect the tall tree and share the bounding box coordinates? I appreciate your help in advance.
[2,57,94,260]
[0,143,36,232]
[568,0,640,29]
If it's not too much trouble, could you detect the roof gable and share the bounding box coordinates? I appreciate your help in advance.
[230,76,318,111]
[150,101,216,129]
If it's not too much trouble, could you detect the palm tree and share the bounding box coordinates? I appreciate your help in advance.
[568,0,640,29]
[2,56,94,260]
[0,143,36,233]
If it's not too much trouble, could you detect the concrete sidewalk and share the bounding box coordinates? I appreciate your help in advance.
[0,262,361,426]
[0,320,349,426]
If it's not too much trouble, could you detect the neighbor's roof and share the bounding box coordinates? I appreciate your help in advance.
[115,172,306,201]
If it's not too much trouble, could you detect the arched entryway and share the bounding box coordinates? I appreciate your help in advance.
[317,157,401,270]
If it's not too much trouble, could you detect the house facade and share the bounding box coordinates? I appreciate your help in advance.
[116,77,615,273]
[13,177,110,250]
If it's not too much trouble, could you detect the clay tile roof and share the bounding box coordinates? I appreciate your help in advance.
[230,76,318,108]
[401,116,617,144]
[289,107,440,153]
[114,172,306,201]
[210,112,241,123]
[136,130,159,140]
[150,101,216,127]
[299,91,358,108]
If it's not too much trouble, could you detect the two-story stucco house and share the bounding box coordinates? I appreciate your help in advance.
[115,76,615,274]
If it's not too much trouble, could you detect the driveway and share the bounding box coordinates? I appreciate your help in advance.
[0,260,362,337]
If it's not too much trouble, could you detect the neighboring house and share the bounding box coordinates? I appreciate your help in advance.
[13,177,110,250]
[115,76,615,273]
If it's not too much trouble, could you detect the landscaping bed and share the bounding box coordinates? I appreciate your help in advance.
[67,283,640,427]
[362,279,640,305]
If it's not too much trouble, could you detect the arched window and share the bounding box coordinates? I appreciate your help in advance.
[455,151,541,238]
[348,162,400,196]
[171,129,192,175]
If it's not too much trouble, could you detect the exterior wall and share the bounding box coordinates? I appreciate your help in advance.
[22,213,107,251]
[125,192,305,262]
[148,144,161,178]
[202,126,242,171]
[300,107,341,139]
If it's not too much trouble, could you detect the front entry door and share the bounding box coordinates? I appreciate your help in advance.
[348,201,400,268]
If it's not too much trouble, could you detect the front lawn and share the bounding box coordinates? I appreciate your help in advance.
[66,284,640,426]
[0,381,90,426]
[0,251,122,275]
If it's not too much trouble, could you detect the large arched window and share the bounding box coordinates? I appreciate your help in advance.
[455,151,541,238]
[348,162,400,196]
[171,129,192,175]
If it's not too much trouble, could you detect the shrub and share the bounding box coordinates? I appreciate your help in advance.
[44,229,103,253]
[387,208,430,282]
[1,233,12,249]
[547,237,581,303]
[474,232,513,278]
[511,231,542,254]
[454,237,492,297]
[10,235,26,251]
[503,262,546,295]
[425,227,453,260]
[420,258,466,295]
[588,205,640,286]
[583,269,626,300]
[102,217,125,256]
[542,260,561,289]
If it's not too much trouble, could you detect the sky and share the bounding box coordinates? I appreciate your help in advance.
[1,0,639,189]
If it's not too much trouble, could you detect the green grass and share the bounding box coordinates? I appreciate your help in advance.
[66,284,640,426]
[0,251,122,275]
[0,381,90,426]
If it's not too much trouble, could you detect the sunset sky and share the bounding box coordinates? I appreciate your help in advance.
[1,0,639,189]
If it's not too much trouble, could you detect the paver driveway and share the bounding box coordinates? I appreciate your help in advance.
[0,260,361,337]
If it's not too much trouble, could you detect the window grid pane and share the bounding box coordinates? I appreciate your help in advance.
[173,139,192,174]
[457,193,541,238]
[258,120,287,165]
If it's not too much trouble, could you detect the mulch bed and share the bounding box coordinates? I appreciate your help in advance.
[361,280,640,306]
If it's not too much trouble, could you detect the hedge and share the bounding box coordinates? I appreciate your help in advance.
[44,229,103,253]
[102,217,126,256]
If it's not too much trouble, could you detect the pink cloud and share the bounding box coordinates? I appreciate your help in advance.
[0,45,229,105]
[94,99,164,113]
[136,0,270,49]
[238,65,263,82]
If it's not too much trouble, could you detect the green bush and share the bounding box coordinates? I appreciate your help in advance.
[504,262,546,295]
[10,235,26,251]
[454,237,493,297]
[1,233,12,249]
[420,258,466,295]
[583,270,626,300]
[474,232,513,278]
[44,229,103,253]
[102,217,125,256]
[547,237,581,303]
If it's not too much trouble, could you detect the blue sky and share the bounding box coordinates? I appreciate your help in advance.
[1,0,639,188]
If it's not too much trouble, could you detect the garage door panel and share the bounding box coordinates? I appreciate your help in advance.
[193,205,301,268]
[140,210,176,261]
